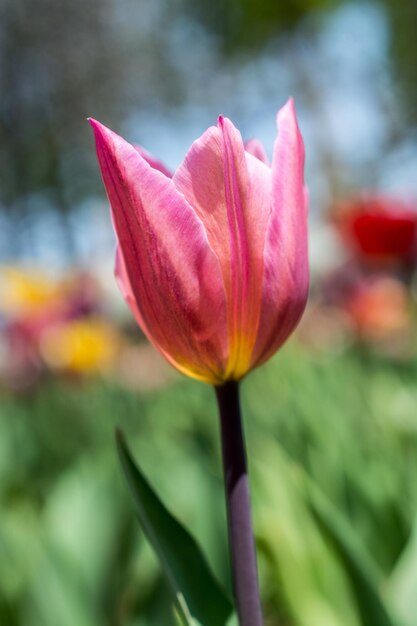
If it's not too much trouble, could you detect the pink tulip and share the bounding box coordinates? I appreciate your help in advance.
[89,99,308,385]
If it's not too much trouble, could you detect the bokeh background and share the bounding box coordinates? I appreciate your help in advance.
[1,0,417,624]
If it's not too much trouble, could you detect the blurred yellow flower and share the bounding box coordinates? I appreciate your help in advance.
[39,318,120,374]
[0,267,61,316]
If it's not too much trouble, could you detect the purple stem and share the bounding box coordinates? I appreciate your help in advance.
[215,381,263,626]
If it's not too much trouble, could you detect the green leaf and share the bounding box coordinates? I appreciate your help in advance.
[116,429,234,626]
[307,483,400,626]
[388,514,417,626]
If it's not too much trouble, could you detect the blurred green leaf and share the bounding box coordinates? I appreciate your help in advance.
[116,429,234,626]
[388,513,417,626]
[307,483,400,626]
[255,446,361,626]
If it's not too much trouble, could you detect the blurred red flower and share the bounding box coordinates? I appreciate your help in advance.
[333,195,417,267]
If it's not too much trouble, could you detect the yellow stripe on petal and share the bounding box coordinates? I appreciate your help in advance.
[223,331,253,382]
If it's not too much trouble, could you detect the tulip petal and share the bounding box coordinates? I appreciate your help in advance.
[173,118,271,379]
[133,145,172,178]
[115,245,147,332]
[252,99,309,366]
[89,119,228,384]
[245,138,270,165]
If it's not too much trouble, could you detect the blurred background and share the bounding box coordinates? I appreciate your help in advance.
[1,0,417,624]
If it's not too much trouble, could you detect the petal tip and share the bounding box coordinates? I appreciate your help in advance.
[285,96,296,111]
[277,97,297,125]
[87,118,109,145]
[244,138,270,164]
[87,117,101,131]
[217,115,240,141]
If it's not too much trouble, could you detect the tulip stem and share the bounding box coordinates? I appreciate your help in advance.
[215,381,263,626]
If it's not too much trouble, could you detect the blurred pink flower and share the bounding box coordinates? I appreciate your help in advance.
[90,99,308,384]
[346,276,411,341]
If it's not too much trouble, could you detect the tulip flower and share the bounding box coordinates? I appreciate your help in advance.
[90,100,308,626]
[89,99,308,387]
[334,195,417,268]
[347,276,410,341]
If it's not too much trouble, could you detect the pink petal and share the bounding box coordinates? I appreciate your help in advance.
[134,145,172,178]
[89,119,228,384]
[173,117,271,379]
[245,138,270,165]
[115,245,147,331]
[252,99,309,367]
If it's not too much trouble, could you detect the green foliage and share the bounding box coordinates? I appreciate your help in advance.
[185,0,336,53]
[116,430,233,626]
[1,345,417,625]
[389,512,417,626]
[307,476,399,626]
